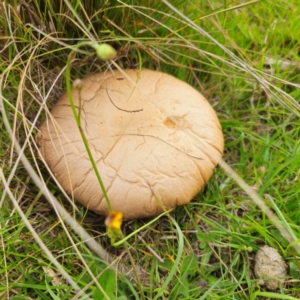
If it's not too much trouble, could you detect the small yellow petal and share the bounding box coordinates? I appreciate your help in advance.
[105,211,123,230]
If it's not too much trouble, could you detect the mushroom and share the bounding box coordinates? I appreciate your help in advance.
[36,69,224,220]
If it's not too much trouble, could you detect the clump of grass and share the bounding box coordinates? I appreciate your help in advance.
[1,0,300,299]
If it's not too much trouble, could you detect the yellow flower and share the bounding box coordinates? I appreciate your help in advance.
[105,210,123,230]
[105,211,123,245]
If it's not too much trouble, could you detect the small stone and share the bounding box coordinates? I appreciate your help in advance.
[254,245,287,290]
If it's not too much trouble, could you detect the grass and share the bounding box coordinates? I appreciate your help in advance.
[1,0,300,299]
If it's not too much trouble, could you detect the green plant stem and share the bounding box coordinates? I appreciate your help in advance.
[113,209,171,246]
[65,42,113,211]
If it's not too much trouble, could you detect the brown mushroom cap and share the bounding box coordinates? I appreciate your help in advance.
[37,69,224,220]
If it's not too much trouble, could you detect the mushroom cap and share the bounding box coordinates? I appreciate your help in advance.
[37,69,224,220]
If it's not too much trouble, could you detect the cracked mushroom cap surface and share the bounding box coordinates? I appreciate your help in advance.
[37,69,224,220]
